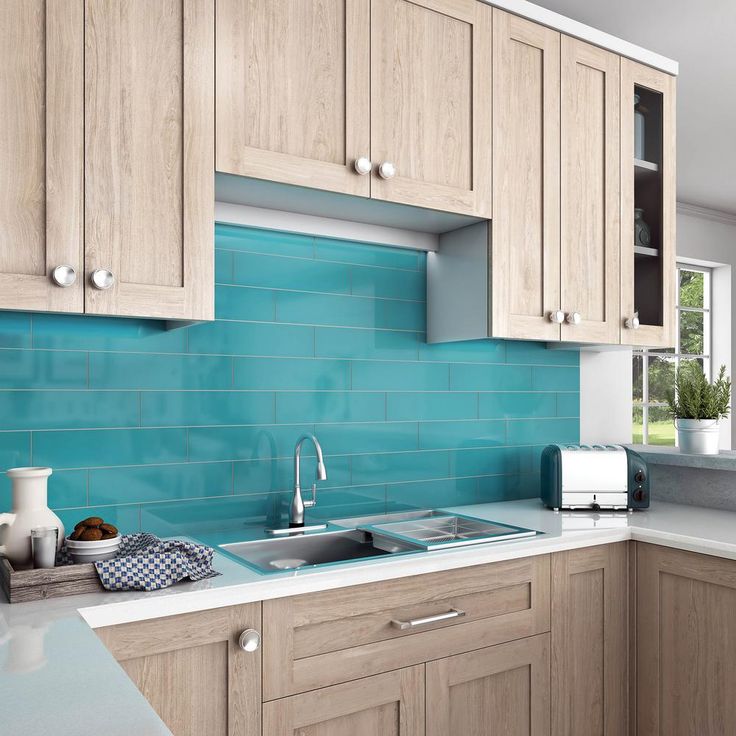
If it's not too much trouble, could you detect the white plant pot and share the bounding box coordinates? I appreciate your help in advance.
[675,418,721,455]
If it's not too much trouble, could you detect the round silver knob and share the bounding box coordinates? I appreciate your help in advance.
[565,311,582,325]
[378,161,396,180]
[354,157,372,176]
[548,310,565,324]
[625,312,641,329]
[51,265,77,288]
[238,628,261,652]
[90,269,115,290]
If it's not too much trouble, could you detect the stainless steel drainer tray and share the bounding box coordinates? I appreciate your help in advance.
[359,513,538,552]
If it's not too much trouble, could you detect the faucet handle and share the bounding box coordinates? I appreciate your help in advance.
[304,483,317,509]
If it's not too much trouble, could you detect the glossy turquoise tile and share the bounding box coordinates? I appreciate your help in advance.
[386,477,478,509]
[317,422,418,455]
[90,353,231,390]
[47,470,88,509]
[387,392,477,421]
[476,473,540,501]
[0,391,139,430]
[451,446,532,478]
[234,357,349,391]
[507,418,579,445]
[215,285,274,321]
[0,431,31,469]
[315,237,419,270]
[351,360,448,391]
[0,349,88,388]
[0,313,31,348]
[418,420,505,450]
[215,249,234,284]
[308,485,387,521]
[32,314,187,353]
[479,392,557,419]
[351,450,449,485]
[418,339,505,364]
[33,428,187,469]
[233,454,351,494]
[233,252,351,294]
[276,391,385,423]
[216,224,315,258]
[556,392,580,417]
[188,320,314,357]
[188,424,314,462]
[315,327,419,360]
[532,366,580,391]
[350,264,424,301]
[89,462,232,505]
[506,341,579,366]
[450,364,533,391]
[141,391,274,427]
[56,505,141,535]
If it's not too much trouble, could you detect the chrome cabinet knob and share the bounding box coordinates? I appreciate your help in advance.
[90,269,115,290]
[354,157,372,175]
[625,312,641,329]
[548,310,565,324]
[565,311,582,326]
[51,265,77,287]
[238,628,261,652]
[378,161,396,180]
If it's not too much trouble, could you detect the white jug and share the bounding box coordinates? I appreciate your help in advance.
[0,468,64,569]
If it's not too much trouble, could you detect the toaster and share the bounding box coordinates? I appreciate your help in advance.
[541,444,649,511]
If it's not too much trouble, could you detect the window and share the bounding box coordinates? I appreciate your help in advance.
[633,264,712,445]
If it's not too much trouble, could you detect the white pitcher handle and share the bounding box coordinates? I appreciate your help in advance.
[0,512,16,556]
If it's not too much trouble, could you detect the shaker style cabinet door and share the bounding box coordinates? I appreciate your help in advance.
[370,0,492,217]
[84,0,214,321]
[0,0,84,313]
[560,37,621,344]
[491,10,561,340]
[216,0,371,198]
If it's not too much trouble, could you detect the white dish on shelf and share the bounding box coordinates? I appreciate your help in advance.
[65,535,121,564]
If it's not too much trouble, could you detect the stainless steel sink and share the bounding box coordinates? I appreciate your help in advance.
[220,529,391,574]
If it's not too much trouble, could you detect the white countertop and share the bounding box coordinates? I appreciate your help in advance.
[3,498,736,733]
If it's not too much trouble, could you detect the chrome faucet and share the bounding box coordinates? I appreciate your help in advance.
[290,434,327,527]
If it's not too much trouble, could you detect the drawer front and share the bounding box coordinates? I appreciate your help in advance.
[263,554,550,699]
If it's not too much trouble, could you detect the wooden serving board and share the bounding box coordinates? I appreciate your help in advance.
[0,556,103,603]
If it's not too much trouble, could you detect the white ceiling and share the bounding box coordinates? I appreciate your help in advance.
[532,0,736,215]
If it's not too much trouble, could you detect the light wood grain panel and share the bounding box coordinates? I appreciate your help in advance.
[491,9,560,340]
[560,36,620,344]
[216,0,371,197]
[637,543,736,736]
[0,0,84,312]
[370,0,491,216]
[426,633,550,736]
[264,555,550,699]
[620,60,676,348]
[85,0,214,320]
[551,543,628,736]
[263,666,425,736]
[97,603,261,736]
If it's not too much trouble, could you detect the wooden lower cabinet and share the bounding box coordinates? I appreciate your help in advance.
[636,543,736,736]
[426,634,550,736]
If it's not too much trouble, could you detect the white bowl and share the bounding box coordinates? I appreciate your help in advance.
[65,535,121,564]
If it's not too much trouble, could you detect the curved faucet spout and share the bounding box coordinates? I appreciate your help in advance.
[290,435,327,527]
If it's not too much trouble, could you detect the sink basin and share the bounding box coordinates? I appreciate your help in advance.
[220,529,391,574]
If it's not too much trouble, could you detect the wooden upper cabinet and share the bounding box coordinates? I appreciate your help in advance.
[216,0,371,197]
[84,0,214,321]
[370,0,492,216]
[491,10,561,340]
[0,0,84,313]
[560,37,621,344]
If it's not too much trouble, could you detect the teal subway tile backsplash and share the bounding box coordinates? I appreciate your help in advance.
[0,225,578,533]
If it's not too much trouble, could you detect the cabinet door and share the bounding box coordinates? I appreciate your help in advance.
[85,0,214,321]
[560,37,620,344]
[263,666,424,736]
[636,543,736,736]
[370,0,491,216]
[491,10,561,340]
[426,634,550,736]
[551,543,628,736]
[620,60,676,348]
[0,0,84,313]
[97,604,261,736]
[216,0,371,198]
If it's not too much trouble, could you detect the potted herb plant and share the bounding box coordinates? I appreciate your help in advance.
[666,363,731,454]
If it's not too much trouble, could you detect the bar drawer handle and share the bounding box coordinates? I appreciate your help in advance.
[390,608,465,631]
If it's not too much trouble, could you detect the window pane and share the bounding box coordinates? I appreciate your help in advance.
[679,357,705,375]
[680,310,705,355]
[647,405,675,446]
[679,269,704,308]
[632,404,643,444]
[648,355,675,403]
[633,354,643,402]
